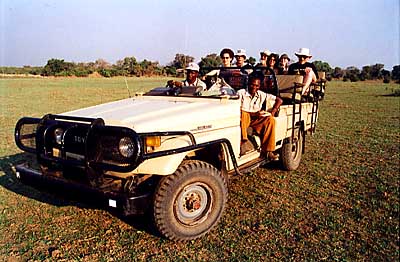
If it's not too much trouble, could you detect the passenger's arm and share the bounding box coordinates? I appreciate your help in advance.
[270,97,283,116]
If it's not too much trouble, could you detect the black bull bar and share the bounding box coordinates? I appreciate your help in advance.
[15,164,151,216]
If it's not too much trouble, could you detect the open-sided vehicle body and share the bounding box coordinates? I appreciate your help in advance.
[14,67,326,240]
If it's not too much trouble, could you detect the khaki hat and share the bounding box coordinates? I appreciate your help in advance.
[185,62,200,72]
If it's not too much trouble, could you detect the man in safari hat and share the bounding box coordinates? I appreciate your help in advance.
[288,48,319,95]
[257,49,272,67]
[167,62,207,91]
[234,49,248,68]
[182,62,207,90]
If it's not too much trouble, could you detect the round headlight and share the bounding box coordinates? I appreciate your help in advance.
[54,128,64,145]
[119,137,135,158]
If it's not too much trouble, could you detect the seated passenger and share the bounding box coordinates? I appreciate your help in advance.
[277,53,290,75]
[234,49,248,68]
[266,53,279,75]
[256,49,272,67]
[168,62,207,91]
[237,75,283,160]
[204,48,235,79]
[288,48,319,95]
[220,48,234,68]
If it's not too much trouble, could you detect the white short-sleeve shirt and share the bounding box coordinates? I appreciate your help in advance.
[237,89,276,112]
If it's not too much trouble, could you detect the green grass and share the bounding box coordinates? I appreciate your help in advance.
[0,78,399,261]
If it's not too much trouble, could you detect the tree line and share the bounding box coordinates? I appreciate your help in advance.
[1,54,399,83]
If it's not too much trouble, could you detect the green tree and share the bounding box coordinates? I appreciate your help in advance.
[392,65,400,83]
[42,58,73,76]
[314,60,333,74]
[115,57,139,76]
[169,54,194,69]
[345,66,360,82]
[370,63,384,79]
[382,69,391,83]
[332,67,344,79]
[199,53,221,75]
[360,65,372,80]
[165,66,177,76]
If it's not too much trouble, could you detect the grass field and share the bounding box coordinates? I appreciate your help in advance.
[0,77,399,261]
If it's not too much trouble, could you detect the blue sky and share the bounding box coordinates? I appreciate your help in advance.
[1,0,399,70]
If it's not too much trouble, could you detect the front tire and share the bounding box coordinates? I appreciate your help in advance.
[280,129,303,170]
[153,160,228,241]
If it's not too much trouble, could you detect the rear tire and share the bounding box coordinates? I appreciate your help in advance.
[280,129,303,170]
[153,160,227,241]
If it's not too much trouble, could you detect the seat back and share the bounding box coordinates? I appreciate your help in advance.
[276,75,304,103]
[276,75,303,92]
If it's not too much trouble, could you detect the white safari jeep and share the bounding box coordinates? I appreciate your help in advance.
[14,69,325,241]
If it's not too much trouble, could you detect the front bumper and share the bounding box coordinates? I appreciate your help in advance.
[14,164,151,216]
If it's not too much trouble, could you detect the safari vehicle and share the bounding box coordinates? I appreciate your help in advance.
[14,67,326,241]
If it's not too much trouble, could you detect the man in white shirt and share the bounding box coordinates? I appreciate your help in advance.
[181,62,207,90]
[237,76,282,159]
[167,62,207,91]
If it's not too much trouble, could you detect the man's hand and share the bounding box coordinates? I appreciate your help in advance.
[166,80,183,88]
[174,81,183,87]
[258,110,271,117]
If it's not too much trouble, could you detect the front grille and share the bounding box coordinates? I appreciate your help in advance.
[16,115,142,173]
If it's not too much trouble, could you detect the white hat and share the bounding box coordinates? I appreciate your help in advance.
[295,48,312,57]
[260,49,271,56]
[185,62,200,72]
[235,49,247,58]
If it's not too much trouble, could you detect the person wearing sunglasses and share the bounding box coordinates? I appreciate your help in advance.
[267,53,279,75]
[288,48,319,95]
[220,48,234,67]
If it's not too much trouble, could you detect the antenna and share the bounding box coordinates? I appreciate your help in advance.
[124,77,131,98]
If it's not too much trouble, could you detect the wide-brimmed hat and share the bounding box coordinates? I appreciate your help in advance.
[220,48,234,58]
[295,48,312,57]
[185,62,200,72]
[279,53,290,61]
[235,49,247,58]
[260,49,271,57]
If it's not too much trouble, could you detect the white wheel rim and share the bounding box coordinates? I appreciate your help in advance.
[175,182,213,226]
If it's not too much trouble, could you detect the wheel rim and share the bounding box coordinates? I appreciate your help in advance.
[175,182,213,226]
[291,136,301,160]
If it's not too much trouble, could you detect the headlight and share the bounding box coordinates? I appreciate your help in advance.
[54,128,64,145]
[119,137,135,158]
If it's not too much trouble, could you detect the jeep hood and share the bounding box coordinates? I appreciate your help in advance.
[62,96,240,133]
